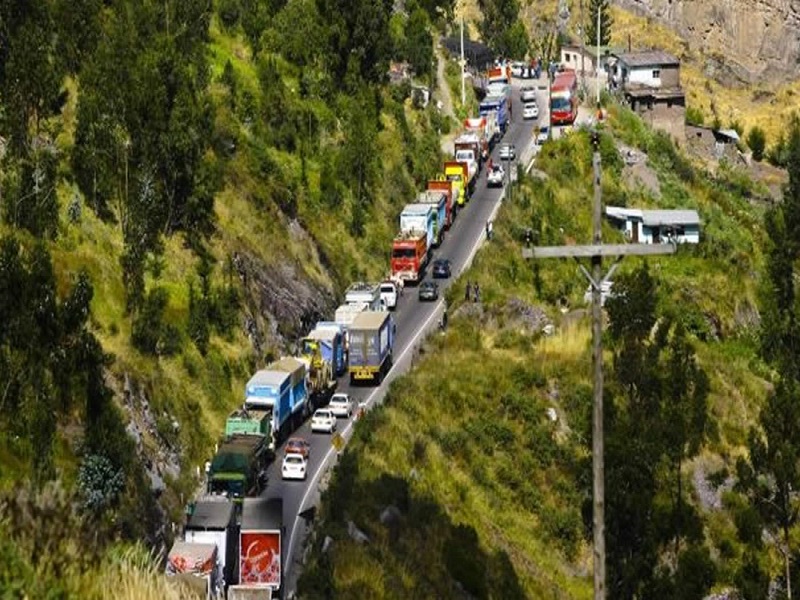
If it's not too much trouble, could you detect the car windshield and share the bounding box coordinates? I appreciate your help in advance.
[492,166,503,173]
[315,411,331,418]
[381,285,395,293]
[331,397,347,404]
[285,455,303,465]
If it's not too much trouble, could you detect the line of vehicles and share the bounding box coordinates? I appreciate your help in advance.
[164,62,523,600]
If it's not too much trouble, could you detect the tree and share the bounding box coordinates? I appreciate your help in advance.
[479,0,525,58]
[602,265,712,597]
[747,127,767,161]
[585,0,613,47]
[405,8,434,80]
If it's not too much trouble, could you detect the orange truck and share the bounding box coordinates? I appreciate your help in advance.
[427,179,454,227]
[391,230,428,284]
[488,63,512,85]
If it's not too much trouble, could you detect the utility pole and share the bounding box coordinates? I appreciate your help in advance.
[580,0,586,95]
[522,130,676,600]
[460,6,466,106]
[596,2,602,105]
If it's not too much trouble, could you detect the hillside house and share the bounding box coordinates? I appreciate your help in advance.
[685,125,744,163]
[611,50,685,142]
[560,44,618,75]
[605,206,700,244]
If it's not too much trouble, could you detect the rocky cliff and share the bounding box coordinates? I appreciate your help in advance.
[615,0,800,85]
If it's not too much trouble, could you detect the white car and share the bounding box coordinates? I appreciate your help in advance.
[311,409,337,433]
[520,86,537,102]
[498,144,516,160]
[487,164,505,187]
[380,281,398,310]
[537,126,550,145]
[281,453,307,481]
[523,102,539,120]
[329,393,354,418]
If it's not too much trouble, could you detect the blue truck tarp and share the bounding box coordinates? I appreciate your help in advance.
[244,369,293,437]
[270,357,308,416]
[416,191,447,247]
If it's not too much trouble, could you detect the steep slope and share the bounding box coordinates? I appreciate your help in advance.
[299,108,772,598]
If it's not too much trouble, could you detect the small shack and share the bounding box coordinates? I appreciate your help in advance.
[605,206,700,244]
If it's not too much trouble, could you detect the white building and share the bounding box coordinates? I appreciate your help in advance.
[605,206,700,244]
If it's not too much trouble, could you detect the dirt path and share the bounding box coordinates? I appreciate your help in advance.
[436,46,458,155]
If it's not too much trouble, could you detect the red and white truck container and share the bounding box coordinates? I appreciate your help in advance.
[391,230,429,284]
[228,497,284,600]
[454,132,485,172]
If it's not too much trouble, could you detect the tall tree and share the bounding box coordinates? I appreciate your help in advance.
[405,7,434,80]
[479,0,527,58]
[585,0,613,47]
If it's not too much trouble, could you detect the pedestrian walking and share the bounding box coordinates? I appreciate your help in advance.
[465,280,472,301]
[486,220,493,241]
[473,283,481,303]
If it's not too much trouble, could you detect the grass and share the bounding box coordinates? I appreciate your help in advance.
[300,101,773,597]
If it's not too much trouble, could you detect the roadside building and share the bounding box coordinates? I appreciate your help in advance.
[605,206,700,244]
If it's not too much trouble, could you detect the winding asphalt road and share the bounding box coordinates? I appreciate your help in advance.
[259,75,549,599]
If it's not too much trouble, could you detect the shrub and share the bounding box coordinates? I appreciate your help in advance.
[685,105,704,126]
[746,126,766,161]
[78,454,125,515]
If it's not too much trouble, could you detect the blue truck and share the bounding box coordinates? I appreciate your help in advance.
[416,190,448,247]
[244,358,308,450]
[479,95,509,135]
[315,320,349,366]
[348,311,395,385]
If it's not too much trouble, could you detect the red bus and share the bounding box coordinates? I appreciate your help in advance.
[550,70,578,125]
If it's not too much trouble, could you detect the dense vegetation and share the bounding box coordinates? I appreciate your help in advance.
[298,106,800,598]
[0,0,456,594]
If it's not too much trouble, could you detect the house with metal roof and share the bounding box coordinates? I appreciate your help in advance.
[610,50,686,142]
[605,206,700,244]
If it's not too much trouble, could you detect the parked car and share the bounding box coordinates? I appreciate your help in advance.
[418,281,439,301]
[284,437,310,460]
[311,409,337,433]
[329,393,354,418]
[380,281,398,310]
[520,86,537,102]
[523,102,539,120]
[499,144,516,160]
[281,453,308,481]
[432,259,452,279]
[537,126,549,145]
[487,164,505,187]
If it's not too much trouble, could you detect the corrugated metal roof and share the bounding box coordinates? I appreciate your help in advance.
[615,50,679,68]
[351,311,390,330]
[307,328,337,342]
[606,206,700,226]
[401,203,435,214]
[642,210,700,226]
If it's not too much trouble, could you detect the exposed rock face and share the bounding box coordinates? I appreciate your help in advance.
[616,0,800,85]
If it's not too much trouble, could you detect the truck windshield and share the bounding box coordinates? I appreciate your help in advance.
[456,151,473,161]
[393,248,416,259]
[209,479,244,497]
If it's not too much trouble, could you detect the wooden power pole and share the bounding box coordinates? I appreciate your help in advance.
[522,130,676,599]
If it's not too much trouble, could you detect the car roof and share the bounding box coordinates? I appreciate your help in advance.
[331,395,349,402]
[284,453,305,461]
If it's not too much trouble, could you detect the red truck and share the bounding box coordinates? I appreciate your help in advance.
[391,230,428,284]
[426,179,454,227]
[488,64,512,85]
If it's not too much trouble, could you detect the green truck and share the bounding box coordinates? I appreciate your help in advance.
[207,434,270,502]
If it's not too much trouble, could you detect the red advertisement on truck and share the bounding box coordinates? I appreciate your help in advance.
[240,530,281,586]
[550,69,578,125]
[427,179,454,227]
[391,230,428,283]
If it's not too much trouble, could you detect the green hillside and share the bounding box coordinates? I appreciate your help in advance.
[298,106,785,598]
[0,0,452,594]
